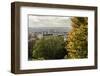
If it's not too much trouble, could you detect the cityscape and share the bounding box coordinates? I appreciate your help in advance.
[28,27,71,42]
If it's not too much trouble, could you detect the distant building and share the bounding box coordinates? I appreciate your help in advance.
[37,33,43,39]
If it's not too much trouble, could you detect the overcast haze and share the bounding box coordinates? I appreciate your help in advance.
[28,15,72,28]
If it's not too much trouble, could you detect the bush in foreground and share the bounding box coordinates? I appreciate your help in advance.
[32,36,66,60]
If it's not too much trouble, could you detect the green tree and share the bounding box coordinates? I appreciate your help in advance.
[32,36,66,60]
[66,17,88,59]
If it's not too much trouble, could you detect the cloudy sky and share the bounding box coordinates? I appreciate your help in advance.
[28,15,72,28]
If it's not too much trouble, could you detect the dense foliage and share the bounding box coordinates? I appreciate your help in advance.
[32,36,66,60]
[66,17,88,58]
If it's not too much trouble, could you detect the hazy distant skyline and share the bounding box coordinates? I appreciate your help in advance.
[28,15,72,28]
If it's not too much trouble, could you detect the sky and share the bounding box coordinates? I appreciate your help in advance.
[28,15,72,28]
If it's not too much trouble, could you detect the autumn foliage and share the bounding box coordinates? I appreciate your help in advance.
[66,17,88,59]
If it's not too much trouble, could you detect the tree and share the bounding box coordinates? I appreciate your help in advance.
[66,17,88,59]
[32,36,66,60]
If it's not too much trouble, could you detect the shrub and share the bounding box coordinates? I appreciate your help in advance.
[32,36,66,60]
